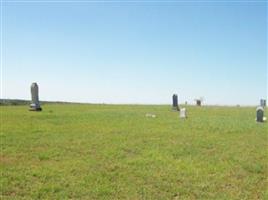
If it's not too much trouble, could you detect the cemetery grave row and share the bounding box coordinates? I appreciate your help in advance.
[29,82,266,122]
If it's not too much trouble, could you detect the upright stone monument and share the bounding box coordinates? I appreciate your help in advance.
[256,106,264,122]
[260,99,266,108]
[29,82,42,111]
[172,94,179,111]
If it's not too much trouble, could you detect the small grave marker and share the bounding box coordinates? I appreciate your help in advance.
[260,99,266,108]
[196,99,201,106]
[180,108,187,118]
[145,113,156,118]
[195,97,204,106]
[256,106,264,122]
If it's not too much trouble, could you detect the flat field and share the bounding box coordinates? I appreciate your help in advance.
[1,104,267,199]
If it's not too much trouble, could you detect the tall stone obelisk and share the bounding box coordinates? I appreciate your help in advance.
[172,94,180,111]
[29,82,42,111]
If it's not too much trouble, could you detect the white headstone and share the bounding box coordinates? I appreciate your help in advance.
[180,108,186,118]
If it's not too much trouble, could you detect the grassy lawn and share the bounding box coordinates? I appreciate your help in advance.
[0,104,267,199]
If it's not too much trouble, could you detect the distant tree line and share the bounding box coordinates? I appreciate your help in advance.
[0,99,76,106]
[0,99,30,106]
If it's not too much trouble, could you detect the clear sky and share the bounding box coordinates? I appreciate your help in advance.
[1,1,267,105]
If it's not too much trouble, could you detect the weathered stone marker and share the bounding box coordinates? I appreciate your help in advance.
[256,106,264,122]
[172,94,179,111]
[260,99,266,108]
[180,108,187,118]
[196,99,201,106]
[29,82,42,111]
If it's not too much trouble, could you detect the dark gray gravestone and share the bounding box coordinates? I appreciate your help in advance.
[256,106,264,122]
[172,94,179,111]
[196,100,201,106]
[29,82,42,111]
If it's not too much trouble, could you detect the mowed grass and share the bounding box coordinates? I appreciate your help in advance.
[0,104,267,199]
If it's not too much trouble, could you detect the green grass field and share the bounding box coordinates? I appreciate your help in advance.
[1,104,267,199]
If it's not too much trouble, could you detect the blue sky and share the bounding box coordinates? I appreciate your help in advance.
[1,1,267,105]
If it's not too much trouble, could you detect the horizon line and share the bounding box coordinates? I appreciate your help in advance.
[0,98,264,107]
